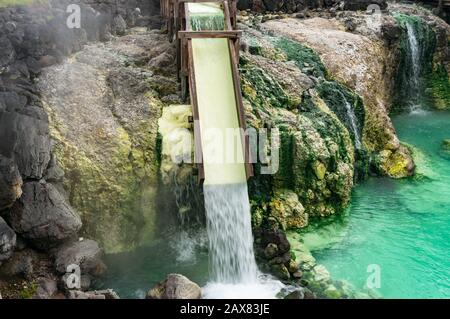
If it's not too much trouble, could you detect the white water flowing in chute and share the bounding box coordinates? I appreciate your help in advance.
[186,2,287,299]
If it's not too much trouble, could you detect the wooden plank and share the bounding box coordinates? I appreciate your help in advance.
[179,30,242,39]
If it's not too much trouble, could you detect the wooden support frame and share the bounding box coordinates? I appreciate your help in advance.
[163,0,253,183]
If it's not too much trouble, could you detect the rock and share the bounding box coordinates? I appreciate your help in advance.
[284,289,304,299]
[342,0,387,11]
[55,239,106,277]
[269,190,307,229]
[113,15,127,36]
[0,217,16,264]
[270,263,291,280]
[67,289,120,299]
[377,145,415,178]
[33,277,58,299]
[0,111,51,180]
[8,182,82,250]
[147,274,202,299]
[264,243,279,259]
[0,36,15,67]
[313,265,331,283]
[0,155,22,211]
[324,285,342,299]
[0,248,39,279]
[286,259,299,273]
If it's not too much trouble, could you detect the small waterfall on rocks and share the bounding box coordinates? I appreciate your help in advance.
[405,21,422,112]
[343,96,362,150]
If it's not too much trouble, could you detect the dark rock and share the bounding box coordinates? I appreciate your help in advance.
[342,0,387,11]
[264,243,279,259]
[0,36,15,68]
[8,181,82,250]
[381,20,402,43]
[270,263,290,280]
[32,277,58,299]
[0,248,39,279]
[54,239,105,277]
[0,155,22,211]
[0,111,51,180]
[147,274,202,299]
[344,18,356,32]
[284,289,304,299]
[0,216,16,265]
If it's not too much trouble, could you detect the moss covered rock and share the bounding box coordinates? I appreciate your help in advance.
[38,31,173,253]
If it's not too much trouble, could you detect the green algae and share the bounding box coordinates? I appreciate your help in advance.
[273,37,327,78]
[316,81,365,147]
[240,59,293,110]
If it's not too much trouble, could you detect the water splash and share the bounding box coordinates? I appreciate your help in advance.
[203,183,258,283]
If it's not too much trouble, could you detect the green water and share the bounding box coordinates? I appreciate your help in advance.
[97,231,210,298]
[306,110,450,298]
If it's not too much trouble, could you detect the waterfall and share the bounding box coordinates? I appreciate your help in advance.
[344,98,362,150]
[338,91,362,150]
[203,183,259,284]
[405,21,422,112]
[201,183,286,299]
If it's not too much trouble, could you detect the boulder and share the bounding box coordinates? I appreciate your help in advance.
[342,0,387,11]
[54,239,106,277]
[147,274,202,299]
[0,217,16,264]
[0,248,39,279]
[112,15,127,36]
[0,155,22,211]
[67,289,120,299]
[8,181,82,250]
[32,277,58,299]
[0,110,51,180]
[269,190,308,230]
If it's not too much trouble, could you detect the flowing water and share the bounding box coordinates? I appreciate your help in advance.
[343,96,362,150]
[404,20,425,113]
[203,184,259,283]
[303,110,450,298]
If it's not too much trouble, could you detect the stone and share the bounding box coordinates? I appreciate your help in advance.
[8,182,82,250]
[270,263,291,280]
[264,243,279,259]
[0,248,39,279]
[342,0,387,11]
[113,15,127,36]
[0,217,16,264]
[67,289,119,299]
[269,190,307,229]
[0,155,23,211]
[286,259,299,273]
[284,289,304,299]
[147,274,202,299]
[0,36,15,68]
[55,239,106,277]
[0,111,51,180]
[33,277,58,299]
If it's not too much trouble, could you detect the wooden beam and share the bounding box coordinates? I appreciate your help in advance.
[178,30,242,39]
